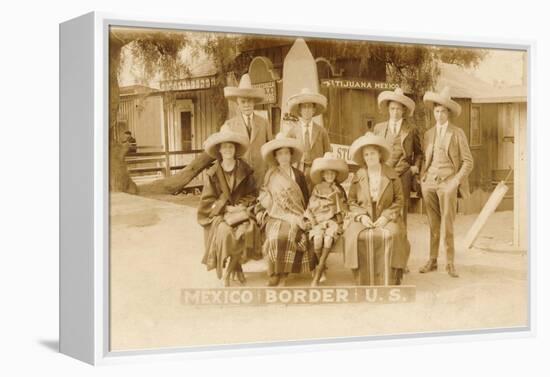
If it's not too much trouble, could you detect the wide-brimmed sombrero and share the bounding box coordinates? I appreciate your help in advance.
[349,132,392,166]
[310,152,349,185]
[287,88,327,117]
[223,73,265,102]
[423,86,462,118]
[203,130,249,159]
[261,132,303,166]
[378,87,415,116]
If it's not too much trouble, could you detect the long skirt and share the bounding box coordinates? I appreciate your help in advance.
[202,218,258,279]
[263,217,317,276]
[344,221,410,286]
[355,227,395,285]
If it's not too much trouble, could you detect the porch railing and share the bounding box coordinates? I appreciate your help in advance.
[125,148,205,187]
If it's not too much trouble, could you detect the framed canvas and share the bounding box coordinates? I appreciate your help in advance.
[59,12,534,365]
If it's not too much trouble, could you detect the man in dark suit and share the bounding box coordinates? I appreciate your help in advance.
[419,87,474,278]
[221,73,273,186]
[123,130,137,154]
[287,87,332,191]
[374,88,423,227]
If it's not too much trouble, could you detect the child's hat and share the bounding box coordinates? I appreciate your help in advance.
[310,152,349,185]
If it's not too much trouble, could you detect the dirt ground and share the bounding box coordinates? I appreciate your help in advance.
[109,192,528,351]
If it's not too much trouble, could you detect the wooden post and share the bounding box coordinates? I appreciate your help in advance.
[163,95,172,177]
[514,102,528,249]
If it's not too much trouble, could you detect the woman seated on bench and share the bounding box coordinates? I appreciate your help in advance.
[343,133,410,285]
[197,129,260,287]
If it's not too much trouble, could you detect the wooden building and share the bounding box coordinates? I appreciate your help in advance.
[117,42,528,246]
[117,79,223,187]
[472,85,527,248]
[431,63,527,219]
[117,38,393,185]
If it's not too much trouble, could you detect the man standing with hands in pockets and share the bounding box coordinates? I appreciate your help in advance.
[419,87,473,278]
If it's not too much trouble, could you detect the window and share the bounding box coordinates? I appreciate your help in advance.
[470,105,482,146]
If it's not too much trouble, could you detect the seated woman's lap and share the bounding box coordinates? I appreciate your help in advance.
[215,221,244,257]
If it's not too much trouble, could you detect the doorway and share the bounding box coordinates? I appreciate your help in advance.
[180,111,192,152]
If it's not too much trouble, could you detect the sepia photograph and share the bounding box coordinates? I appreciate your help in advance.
[107,26,528,351]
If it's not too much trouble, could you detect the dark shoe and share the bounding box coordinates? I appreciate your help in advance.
[446,264,459,278]
[223,273,231,287]
[311,266,326,287]
[419,259,438,273]
[267,274,280,287]
[311,268,322,287]
[393,268,403,285]
[236,271,247,285]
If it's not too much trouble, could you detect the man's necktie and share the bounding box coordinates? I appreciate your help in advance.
[304,125,311,163]
[436,126,445,147]
[245,115,252,138]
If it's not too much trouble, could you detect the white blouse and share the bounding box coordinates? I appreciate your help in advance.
[368,169,382,202]
[279,166,296,181]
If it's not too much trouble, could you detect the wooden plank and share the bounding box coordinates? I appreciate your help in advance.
[162,98,171,177]
[514,103,528,249]
[125,149,203,157]
[129,167,164,174]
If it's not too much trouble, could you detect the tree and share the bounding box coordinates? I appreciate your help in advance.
[137,33,253,195]
[116,33,487,195]
[369,43,487,129]
[109,27,189,193]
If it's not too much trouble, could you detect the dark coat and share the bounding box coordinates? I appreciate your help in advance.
[221,112,273,186]
[197,159,260,276]
[293,121,332,164]
[292,166,310,205]
[373,119,423,176]
[343,164,410,270]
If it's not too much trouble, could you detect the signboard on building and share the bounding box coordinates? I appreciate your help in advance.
[160,76,217,91]
[321,78,402,91]
[253,81,277,104]
[331,142,354,164]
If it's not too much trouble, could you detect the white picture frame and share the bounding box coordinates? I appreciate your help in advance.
[59,11,535,365]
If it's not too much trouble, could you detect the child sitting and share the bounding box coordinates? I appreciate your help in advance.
[305,152,349,286]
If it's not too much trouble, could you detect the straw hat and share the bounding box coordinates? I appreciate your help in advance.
[223,73,265,102]
[203,130,249,159]
[261,132,303,166]
[423,86,462,117]
[310,152,349,185]
[287,88,327,117]
[378,87,415,116]
[349,132,392,166]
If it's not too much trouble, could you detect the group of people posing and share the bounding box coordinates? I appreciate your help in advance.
[197,73,473,287]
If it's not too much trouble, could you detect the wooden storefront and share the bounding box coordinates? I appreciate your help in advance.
[118,42,527,237]
[117,78,224,187]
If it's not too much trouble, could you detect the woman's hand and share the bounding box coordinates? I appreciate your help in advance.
[258,190,273,211]
[302,218,312,232]
[255,211,267,228]
[374,216,389,228]
[295,217,309,231]
[360,215,374,228]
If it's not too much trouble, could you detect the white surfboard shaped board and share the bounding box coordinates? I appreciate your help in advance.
[281,38,323,126]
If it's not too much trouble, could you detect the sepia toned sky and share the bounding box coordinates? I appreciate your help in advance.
[470,49,526,86]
